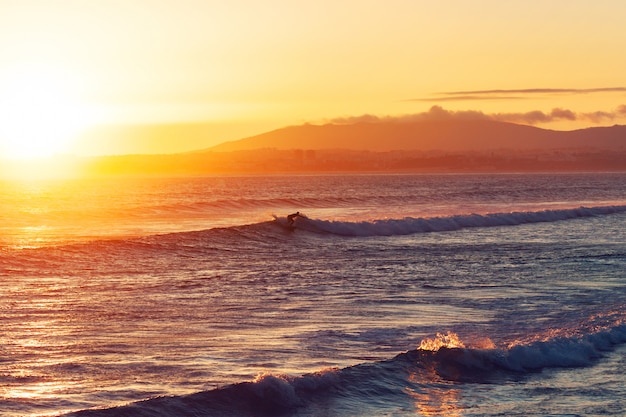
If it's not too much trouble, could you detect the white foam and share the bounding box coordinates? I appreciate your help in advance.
[432,323,626,374]
[293,205,626,237]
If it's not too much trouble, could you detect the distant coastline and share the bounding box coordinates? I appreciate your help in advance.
[2,120,625,178]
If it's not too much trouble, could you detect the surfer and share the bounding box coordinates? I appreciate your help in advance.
[287,211,301,227]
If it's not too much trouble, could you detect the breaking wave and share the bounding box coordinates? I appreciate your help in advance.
[68,320,626,417]
[278,205,626,237]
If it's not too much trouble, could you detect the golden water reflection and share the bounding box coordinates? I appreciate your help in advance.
[408,333,466,416]
[407,369,463,417]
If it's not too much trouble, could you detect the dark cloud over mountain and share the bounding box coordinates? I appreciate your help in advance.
[332,105,626,126]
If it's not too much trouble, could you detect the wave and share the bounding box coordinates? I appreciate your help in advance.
[138,195,382,217]
[411,320,626,382]
[66,321,626,417]
[278,204,626,237]
[7,204,624,255]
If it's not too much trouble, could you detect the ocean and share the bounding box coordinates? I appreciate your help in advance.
[1,173,625,417]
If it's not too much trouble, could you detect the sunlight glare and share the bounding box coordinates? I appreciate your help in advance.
[0,65,96,159]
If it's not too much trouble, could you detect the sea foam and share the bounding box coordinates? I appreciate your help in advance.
[68,321,626,416]
[411,321,626,383]
[284,205,626,237]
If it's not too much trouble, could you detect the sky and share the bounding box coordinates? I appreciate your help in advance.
[1,0,626,158]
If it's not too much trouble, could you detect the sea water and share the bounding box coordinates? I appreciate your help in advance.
[0,173,625,416]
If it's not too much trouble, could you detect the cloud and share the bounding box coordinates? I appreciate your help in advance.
[329,105,626,126]
[411,87,626,102]
[492,108,579,124]
[442,87,626,95]
[330,107,490,124]
[414,95,525,102]
[549,108,577,120]
[329,114,383,124]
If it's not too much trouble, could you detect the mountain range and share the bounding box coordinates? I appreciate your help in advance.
[84,120,626,175]
[4,119,625,178]
[209,119,626,152]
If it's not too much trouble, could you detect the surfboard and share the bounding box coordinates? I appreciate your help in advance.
[273,214,296,231]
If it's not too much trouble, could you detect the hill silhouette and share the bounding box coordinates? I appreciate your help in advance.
[77,120,626,175]
[6,119,623,178]
[209,119,626,152]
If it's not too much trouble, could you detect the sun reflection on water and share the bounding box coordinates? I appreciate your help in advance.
[407,384,463,417]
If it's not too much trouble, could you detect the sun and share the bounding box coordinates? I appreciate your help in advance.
[0,65,95,159]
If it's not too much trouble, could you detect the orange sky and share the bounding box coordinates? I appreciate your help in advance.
[1,0,626,158]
